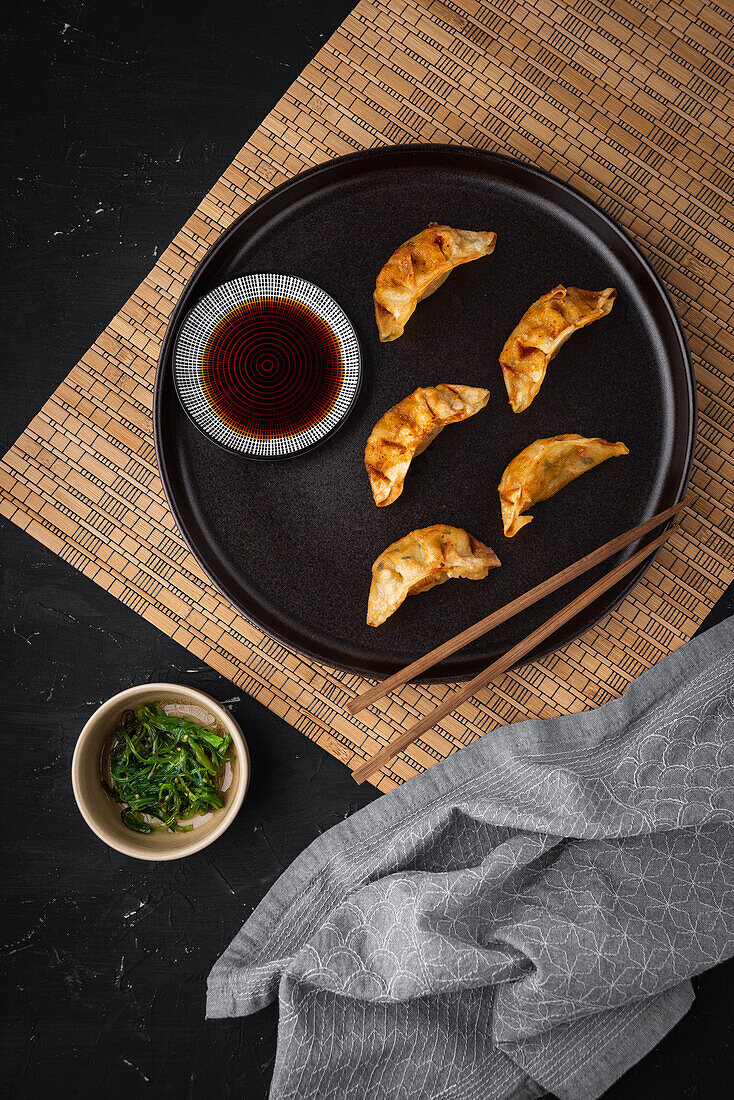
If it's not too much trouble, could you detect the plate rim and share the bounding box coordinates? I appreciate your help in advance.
[154,143,696,683]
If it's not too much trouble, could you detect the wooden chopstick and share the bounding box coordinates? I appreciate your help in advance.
[347,496,693,716]
[351,523,676,784]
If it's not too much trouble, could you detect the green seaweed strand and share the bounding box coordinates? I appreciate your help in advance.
[109,704,232,833]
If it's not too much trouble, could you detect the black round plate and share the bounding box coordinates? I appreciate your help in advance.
[155,145,695,682]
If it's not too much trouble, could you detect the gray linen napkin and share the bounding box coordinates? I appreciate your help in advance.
[207,616,734,1099]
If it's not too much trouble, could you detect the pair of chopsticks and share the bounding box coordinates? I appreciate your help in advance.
[350,497,692,785]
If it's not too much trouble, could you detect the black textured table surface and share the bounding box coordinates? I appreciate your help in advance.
[2,3,733,1097]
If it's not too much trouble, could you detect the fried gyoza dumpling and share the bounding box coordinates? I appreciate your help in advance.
[499,434,629,537]
[374,223,497,342]
[367,524,500,627]
[365,384,490,507]
[499,285,616,412]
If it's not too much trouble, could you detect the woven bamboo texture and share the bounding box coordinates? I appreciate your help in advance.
[2,0,733,792]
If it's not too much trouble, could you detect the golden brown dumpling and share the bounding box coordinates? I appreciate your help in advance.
[374,223,497,342]
[499,434,629,537]
[365,384,490,507]
[367,525,500,627]
[499,285,616,412]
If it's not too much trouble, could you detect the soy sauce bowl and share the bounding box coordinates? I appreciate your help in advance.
[172,273,362,460]
[71,683,250,861]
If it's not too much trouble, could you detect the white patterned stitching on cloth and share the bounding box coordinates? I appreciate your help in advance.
[218,642,734,990]
[210,621,734,1100]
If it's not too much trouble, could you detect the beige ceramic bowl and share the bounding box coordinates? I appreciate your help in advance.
[71,683,250,860]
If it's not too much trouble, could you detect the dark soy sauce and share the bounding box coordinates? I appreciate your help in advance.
[201,297,344,440]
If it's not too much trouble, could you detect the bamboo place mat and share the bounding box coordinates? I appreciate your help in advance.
[2,0,733,792]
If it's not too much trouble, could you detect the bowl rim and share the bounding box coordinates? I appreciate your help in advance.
[71,682,250,861]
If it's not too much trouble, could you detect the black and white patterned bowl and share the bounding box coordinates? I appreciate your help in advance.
[173,273,362,459]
